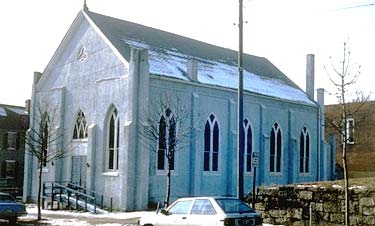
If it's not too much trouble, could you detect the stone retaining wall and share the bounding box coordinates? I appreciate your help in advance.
[247,185,375,226]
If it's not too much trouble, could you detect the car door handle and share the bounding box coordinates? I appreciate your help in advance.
[182,217,187,219]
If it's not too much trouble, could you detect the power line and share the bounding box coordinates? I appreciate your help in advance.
[336,2,375,10]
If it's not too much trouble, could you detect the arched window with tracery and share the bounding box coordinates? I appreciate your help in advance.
[270,122,282,173]
[204,114,219,172]
[300,126,310,174]
[157,108,176,171]
[106,108,119,171]
[243,119,253,172]
[73,110,88,140]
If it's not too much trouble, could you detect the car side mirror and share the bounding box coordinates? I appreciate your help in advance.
[161,209,170,216]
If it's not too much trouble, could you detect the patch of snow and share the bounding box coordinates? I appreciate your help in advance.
[263,224,284,226]
[121,38,314,105]
[96,224,123,226]
[332,184,343,189]
[6,106,27,115]
[149,49,189,81]
[122,39,150,49]
[350,185,368,190]
[25,204,153,219]
[41,219,90,226]
[296,184,316,188]
[198,59,314,104]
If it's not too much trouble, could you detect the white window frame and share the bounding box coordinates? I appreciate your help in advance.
[156,109,178,175]
[5,160,16,178]
[7,132,17,151]
[203,114,220,174]
[243,119,253,174]
[299,126,310,175]
[73,110,88,140]
[270,122,282,175]
[346,118,355,144]
[106,108,120,172]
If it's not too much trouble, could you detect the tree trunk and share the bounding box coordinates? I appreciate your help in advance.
[37,161,43,220]
[165,160,171,208]
[342,142,350,226]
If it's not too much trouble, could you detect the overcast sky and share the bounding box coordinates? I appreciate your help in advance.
[0,0,374,106]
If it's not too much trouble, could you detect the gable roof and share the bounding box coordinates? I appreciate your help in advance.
[83,10,315,105]
[0,104,28,130]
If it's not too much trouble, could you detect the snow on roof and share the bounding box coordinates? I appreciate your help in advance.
[124,39,314,105]
[85,11,315,106]
[6,106,27,116]
[0,106,7,117]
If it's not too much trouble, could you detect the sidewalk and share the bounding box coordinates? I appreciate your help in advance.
[19,204,154,225]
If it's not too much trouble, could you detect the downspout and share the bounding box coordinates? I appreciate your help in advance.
[317,88,325,180]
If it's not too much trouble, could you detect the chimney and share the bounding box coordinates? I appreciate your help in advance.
[187,58,198,81]
[306,54,315,99]
[33,71,42,85]
[25,99,30,113]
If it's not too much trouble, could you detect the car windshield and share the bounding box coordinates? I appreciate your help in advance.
[215,198,256,214]
[0,194,16,202]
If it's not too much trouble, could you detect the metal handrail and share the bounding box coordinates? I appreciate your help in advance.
[42,181,113,212]
[67,182,113,211]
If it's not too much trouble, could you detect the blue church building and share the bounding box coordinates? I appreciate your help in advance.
[23,6,334,211]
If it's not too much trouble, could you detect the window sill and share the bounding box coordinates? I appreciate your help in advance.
[270,172,282,177]
[102,171,119,177]
[299,173,310,177]
[245,172,254,176]
[156,170,177,176]
[38,168,49,173]
[72,139,88,143]
[203,171,221,176]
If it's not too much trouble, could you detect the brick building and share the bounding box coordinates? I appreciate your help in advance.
[325,101,375,177]
[0,103,29,195]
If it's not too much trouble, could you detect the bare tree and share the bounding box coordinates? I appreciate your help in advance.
[139,93,195,207]
[324,41,370,226]
[25,101,68,220]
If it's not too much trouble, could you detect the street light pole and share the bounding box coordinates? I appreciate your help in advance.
[237,0,245,200]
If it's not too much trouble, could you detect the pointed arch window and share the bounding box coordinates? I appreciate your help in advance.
[157,109,176,171]
[204,114,219,172]
[270,122,282,173]
[40,113,49,167]
[300,126,310,174]
[243,119,253,172]
[106,108,119,171]
[73,110,88,140]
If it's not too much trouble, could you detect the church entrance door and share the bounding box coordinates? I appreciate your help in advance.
[71,155,87,187]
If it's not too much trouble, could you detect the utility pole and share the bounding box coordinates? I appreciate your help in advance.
[237,0,245,200]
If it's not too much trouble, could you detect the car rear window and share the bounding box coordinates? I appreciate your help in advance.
[215,198,256,214]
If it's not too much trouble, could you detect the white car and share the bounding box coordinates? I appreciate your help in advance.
[138,197,262,226]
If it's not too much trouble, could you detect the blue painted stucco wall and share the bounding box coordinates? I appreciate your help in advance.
[146,77,320,205]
